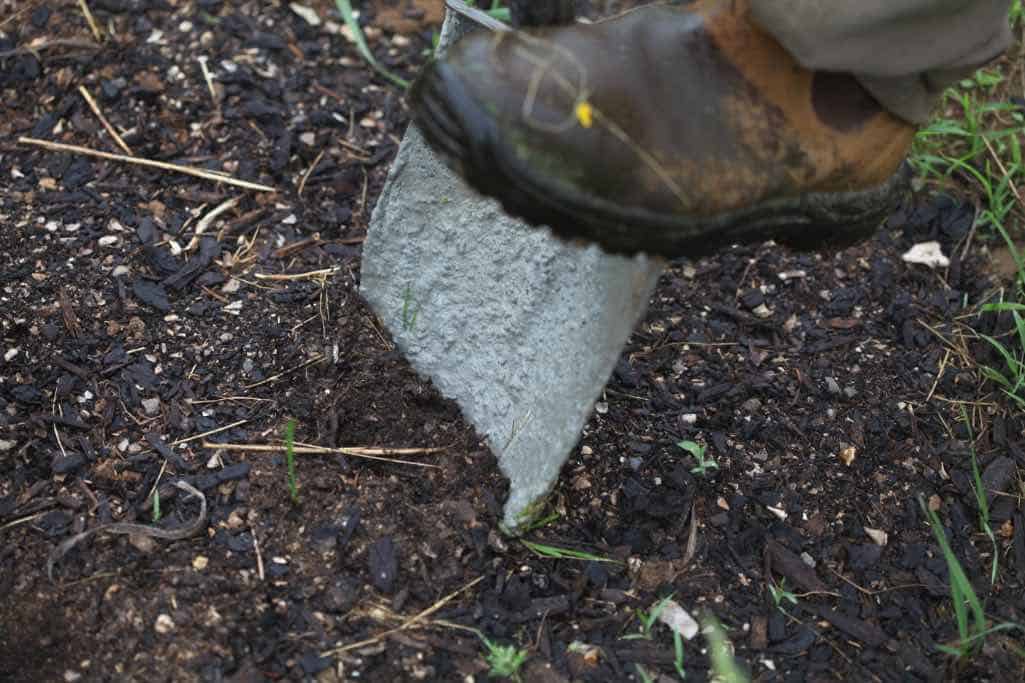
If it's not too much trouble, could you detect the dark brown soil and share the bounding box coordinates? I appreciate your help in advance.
[1,2,1023,682]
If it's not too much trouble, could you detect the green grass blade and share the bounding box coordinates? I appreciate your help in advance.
[520,540,617,563]
[919,496,988,655]
[959,408,999,586]
[701,616,748,683]
[979,333,1022,380]
[335,0,410,89]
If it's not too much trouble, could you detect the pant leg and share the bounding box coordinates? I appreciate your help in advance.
[749,0,1014,123]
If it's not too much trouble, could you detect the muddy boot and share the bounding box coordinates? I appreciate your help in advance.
[410,0,916,257]
[508,0,576,27]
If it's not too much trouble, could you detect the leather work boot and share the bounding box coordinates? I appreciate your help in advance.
[409,0,917,257]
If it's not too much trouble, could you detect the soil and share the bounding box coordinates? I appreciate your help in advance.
[1,2,1024,682]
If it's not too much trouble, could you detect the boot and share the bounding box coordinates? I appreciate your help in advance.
[409,0,916,257]
[508,0,576,27]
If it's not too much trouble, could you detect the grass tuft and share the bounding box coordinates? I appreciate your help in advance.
[918,494,1023,659]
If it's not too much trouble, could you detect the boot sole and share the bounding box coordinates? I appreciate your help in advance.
[411,61,910,259]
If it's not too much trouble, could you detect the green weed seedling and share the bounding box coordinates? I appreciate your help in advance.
[673,627,686,680]
[957,409,1000,586]
[520,510,561,534]
[152,487,162,523]
[484,638,528,680]
[918,495,1023,659]
[677,440,718,476]
[285,419,299,503]
[149,464,166,523]
[520,540,616,563]
[622,594,689,679]
[460,626,529,680]
[701,615,749,683]
[401,284,420,331]
[768,580,798,611]
[467,629,527,681]
[623,593,676,641]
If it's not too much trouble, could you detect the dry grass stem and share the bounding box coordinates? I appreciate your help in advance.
[243,354,325,389]
[254,267,339,282]
[202,441,444,469]
[79,86,133,155]
[78,0,104,42]
[298,149,325,197]
[187,197,240,252]
[0,38,98,59]
[0,511,49,533]
[252,526,265,581]
[196,56,218,106]
[170,418,250,446]
[322,576,484,656]
[18,137,277,192]
[186,396,275,405]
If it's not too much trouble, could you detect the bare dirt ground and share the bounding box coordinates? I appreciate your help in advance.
[1,1,1023,681]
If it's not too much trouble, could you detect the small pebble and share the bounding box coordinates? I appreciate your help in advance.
[129,534,157,554]
[154,614,175,634]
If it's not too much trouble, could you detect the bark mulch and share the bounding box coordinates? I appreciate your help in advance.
[1,1,1023,681]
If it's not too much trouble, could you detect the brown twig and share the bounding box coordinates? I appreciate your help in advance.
[272,233,322,259]
[17,137,277,192]
[0,38,98,59]
[312,81,345,103]
[336,236,367,245]
[47,481,207,583]
[336,138,371,158]
[201,285,230,304]
[298,149,325,197]
[79,85,133,155]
